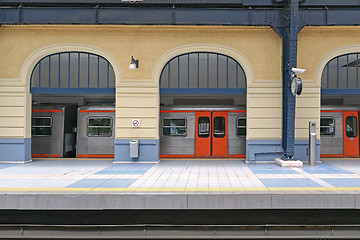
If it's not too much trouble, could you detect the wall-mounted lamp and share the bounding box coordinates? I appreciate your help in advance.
[129,56,139,70]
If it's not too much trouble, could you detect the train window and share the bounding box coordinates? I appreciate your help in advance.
[87,117,112,137]
[236,117,246,137]
[214,117,225,138]
[198,117,210,138]
[162,118,187,137]
[320,117,335,136]
[31,117,52,136]
[346,116,357,138]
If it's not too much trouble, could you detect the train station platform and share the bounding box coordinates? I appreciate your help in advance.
[0,159,359,210]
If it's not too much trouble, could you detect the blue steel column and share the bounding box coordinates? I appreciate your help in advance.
[282,0,299,160]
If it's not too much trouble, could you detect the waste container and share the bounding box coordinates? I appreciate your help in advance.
[130,140,139,158]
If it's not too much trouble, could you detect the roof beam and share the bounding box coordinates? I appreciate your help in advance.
[0,7,286,26]
[1,5,360,26]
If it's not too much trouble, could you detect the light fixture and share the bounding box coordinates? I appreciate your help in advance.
[129,56,139,70]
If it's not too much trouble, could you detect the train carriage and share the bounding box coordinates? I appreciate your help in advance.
[31,103,360,160]
[31,104,77,158]
[160,106,246,158]
[76,105,115,158]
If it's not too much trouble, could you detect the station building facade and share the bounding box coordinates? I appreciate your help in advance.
[0,3,360,163]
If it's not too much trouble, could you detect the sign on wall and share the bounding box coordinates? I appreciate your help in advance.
[132,119,141,128]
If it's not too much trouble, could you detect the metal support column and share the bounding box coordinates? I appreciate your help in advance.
[282,0,299,160]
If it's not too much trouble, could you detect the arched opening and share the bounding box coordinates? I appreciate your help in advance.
[30,51,116,159]
[159,51,247,158]
[320,52,360,158]
[321,53,360,103]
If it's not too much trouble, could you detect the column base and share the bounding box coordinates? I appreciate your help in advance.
[0,138,32,163]
[114,139,159,163]
[246,139,321,164]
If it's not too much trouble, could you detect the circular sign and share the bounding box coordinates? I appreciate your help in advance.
[132,119,140,128]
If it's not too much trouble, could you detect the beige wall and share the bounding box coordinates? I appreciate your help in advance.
[0,82,27,138]
[0,25,283,141]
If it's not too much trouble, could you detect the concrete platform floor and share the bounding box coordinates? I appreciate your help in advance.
[0,159,360,209]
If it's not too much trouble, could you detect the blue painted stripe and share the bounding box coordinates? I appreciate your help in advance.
[247,164,297,174]
[95,163,154,175]
[260,178,323,188]
[160,88,246,94]
[302,164,353,174]
[66,179,136,188]
[0,164,18,171]
[321,178,360,187]
[31,88,115,94]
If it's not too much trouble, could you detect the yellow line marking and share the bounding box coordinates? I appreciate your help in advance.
[0,187,360,192]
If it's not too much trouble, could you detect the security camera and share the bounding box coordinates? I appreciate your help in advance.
[291,68,306,74]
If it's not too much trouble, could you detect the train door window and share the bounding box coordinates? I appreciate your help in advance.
[162,118,187,136]
[236,117,246,137]
[31,117,52,136]
[213,117,225,138]
[320,117,335,136]
[87,117,112,137]
[345,116,357,138]
[198,117,210,138]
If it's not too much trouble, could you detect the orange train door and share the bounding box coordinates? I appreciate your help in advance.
[343,111,359,157]
[212,112,228,157]
[195,112,212,157]
[195,111,228,157]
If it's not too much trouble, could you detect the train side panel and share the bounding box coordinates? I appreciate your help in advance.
[160,111,195,157]
[320,111,344,157]
[228,111,246,157]
[31,111,63,157]
[77,106,115,158]
[32,104,77,158]
[159,107,246,158]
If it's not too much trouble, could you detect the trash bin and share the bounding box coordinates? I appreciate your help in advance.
[130,140,139,158]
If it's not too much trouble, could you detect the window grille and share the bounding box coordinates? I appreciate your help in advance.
[31,52,115,94]
[321,53,360,94]
[160,52,246,94]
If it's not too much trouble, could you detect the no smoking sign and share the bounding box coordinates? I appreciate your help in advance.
[132,119,141,128]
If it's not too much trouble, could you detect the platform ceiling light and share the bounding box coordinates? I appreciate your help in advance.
[129,56,139,70]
